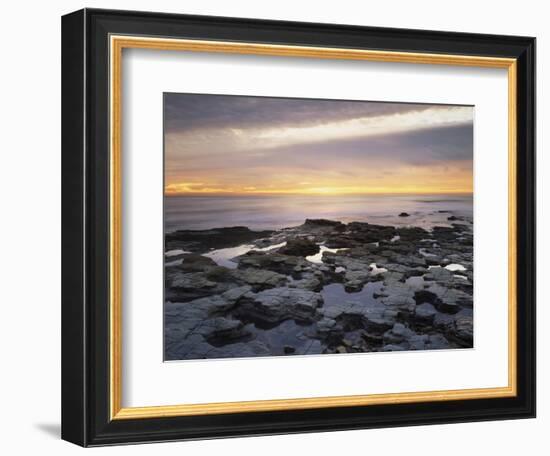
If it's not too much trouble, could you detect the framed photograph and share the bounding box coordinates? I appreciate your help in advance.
[61,8,535,446]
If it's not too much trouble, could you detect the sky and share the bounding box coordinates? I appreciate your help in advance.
[164,93,473,196]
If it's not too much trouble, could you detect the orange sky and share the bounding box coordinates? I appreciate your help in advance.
[164,94,473,196]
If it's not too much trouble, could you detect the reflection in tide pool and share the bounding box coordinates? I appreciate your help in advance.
[405,275,425,290]
[369,263,388,275]
[321,282,385,313]
[204,245,254,269]
[165,249,190,257]
[244,319,322,356]
[203,241,287,269]
[445,263,467,272]
[306,245,344,264]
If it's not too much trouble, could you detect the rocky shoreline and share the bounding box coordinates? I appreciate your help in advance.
[164,215,473,360]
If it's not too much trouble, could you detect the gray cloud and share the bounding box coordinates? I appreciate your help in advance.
[164,93,473,193]
[164,92,457,133]
[165,124,473,179]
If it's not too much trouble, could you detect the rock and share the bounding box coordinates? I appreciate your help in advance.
[424,255,445,266]
[203,317,252,345]
[398,212,410,217]
[380,263,410,274]
[345,222,397,243]
[345,268,372,280]
[342,338,354,347]
[166,263,288,302]
[379,271,405,285]
[364,311,400,333]
[288,273,323,292]
[414,303,438,323]
[361,331,383,343]
[407,334,430,350]
[238,251,309,275]
[301,339,323,355]
[170,253,217,272]
[164,215,473,360]
[236,287,323,325]
[432,311,473,347]
[322,251,390,293]
[164,296,243,360]
[325,253,370,271]
[414,288,438,305]
[427,334,451,349]
[435,300,459,314]
[380,294,416,313]
[316,317,343,338]
[447,215,458,221]
[433,312,456,332]
[423,266,454,282]
[323,238,358,248]
[381,344,407,351]
[403,266,429,279]
[454,315,473,343]
[166,226,274,253]
[203,266,235,282]
[414,283,472,314]
[232,268,287,290]
[170,272,216,290]
[279,238,320,256]
[304,219,344,228]
[383,323,416,344]
[389,254,427,268]
[343,282,364,293]
[382,323,450,351]
[379,282,416,313]
[432,226,461,242]
[450,275,473,293]
[221,285,252,303]
[344,270,371,292]
[166,271,231,302]
[427,283,473,312]
[319,299,397,335]
[397,226,430,242]
[317,222,397,247]
[407,333,450,350]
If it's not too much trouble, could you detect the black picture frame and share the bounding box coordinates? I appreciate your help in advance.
[62,8,536,447]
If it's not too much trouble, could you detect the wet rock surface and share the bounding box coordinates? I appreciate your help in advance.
[165,214,473,360]
[279,238,320,256]
[165,226,274,253]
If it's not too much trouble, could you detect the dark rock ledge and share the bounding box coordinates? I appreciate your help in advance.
[164,217,473,360]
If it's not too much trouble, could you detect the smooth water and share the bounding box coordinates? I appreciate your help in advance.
[165,194,473,232]
[203,241,287,269]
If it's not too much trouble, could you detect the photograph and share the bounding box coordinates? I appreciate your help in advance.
[58,5,536,447]
[163,93,475,361]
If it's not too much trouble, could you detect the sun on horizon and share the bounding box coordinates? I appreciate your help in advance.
[164,93,473,198]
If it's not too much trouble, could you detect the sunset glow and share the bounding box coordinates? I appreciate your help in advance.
[164,94,473,196]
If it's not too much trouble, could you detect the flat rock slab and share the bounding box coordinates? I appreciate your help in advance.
[166,226,273,253]
[164,216,474,359]
[236,287,323,325]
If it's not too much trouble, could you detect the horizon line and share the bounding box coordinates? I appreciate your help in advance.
[164,190,474,197]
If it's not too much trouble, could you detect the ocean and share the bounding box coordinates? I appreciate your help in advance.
[164,194,473,232]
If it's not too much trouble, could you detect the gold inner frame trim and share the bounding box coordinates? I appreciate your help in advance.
[109,35,518,421]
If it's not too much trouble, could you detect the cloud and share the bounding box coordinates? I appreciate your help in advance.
[164,93,473,194]
[164,92,453,132]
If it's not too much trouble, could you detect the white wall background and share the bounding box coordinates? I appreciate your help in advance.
[0,0,545,454]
